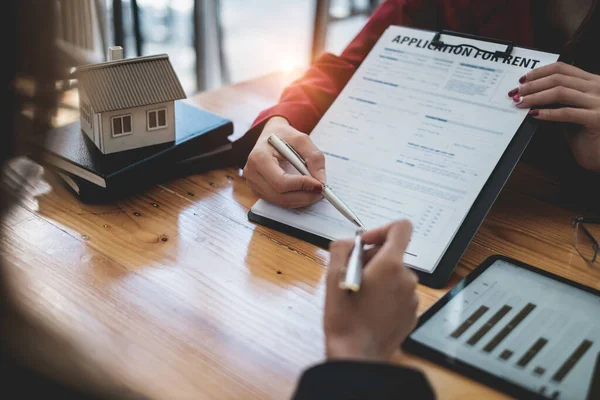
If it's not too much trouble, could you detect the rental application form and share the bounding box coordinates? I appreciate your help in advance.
[251,26,559,273]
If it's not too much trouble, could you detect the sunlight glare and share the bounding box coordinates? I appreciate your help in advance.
[280,58,297,73]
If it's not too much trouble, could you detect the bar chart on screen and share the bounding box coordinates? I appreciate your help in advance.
[411,260,600,400]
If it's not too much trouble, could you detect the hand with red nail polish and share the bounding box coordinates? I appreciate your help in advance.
[513,62,600,173]
[243,117,327,208]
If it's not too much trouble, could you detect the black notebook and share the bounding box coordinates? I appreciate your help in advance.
[36,101,233,190]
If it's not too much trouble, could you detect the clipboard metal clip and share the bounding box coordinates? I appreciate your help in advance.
[431,30,514,60]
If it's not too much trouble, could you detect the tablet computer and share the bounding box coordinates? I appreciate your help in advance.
[404,255,600,400]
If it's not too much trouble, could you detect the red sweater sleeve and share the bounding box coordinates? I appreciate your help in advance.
[253,1,439,129]
[250,0,424,135]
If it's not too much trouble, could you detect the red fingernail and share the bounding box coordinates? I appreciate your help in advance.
[312,185,323,193]
[508,88,518,97]
[512,95,522,103]
[529,109,539,116]
[519,75,526,84]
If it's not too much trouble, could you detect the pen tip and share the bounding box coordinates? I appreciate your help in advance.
[354,219,367,231]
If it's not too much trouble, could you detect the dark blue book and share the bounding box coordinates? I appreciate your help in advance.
[37,101,233,192]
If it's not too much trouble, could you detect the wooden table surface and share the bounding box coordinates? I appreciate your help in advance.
[4,71,600,400]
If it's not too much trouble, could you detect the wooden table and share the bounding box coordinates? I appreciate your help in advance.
[4,71,600,400]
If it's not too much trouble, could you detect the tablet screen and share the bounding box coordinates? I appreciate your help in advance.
[410,259,600,400]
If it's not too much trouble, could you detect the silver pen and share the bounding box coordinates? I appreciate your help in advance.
[267,134,366,230]
[339,230,365,292]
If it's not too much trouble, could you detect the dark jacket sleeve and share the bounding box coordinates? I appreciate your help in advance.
[292,361,436,400]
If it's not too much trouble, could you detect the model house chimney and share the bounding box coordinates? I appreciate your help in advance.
[109,46,124,61]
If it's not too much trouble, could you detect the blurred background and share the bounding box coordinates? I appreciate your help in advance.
[57,0,381,95]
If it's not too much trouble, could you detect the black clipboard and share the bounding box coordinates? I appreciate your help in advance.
[589,352,600,400]
[249,29,548,289]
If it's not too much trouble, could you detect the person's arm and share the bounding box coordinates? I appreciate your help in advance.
[253,1,411,127]
[236,0,440,165]
[292,221,435,399]
[250,0,410,135]
[239,0,440,208]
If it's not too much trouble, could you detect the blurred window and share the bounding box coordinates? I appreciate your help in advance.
[108,0,372,92]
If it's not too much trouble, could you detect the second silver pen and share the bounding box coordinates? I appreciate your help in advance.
[267,134,367,230]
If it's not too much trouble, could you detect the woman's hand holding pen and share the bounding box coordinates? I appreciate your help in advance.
[324,221,419,362]
[510,62,600,173]
[243,117,327,208]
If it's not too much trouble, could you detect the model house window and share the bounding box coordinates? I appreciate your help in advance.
[111,114,133,137]
[147,108,167,131]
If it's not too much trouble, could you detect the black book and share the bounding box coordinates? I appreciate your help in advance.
[35,101,233,191]
[55,142,233,202]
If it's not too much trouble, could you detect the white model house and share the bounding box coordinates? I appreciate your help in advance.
[73,47,186,154]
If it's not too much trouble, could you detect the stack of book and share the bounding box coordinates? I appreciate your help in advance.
[34,101,233,202]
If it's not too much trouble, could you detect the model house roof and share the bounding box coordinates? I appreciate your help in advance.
[73,54,186,113]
